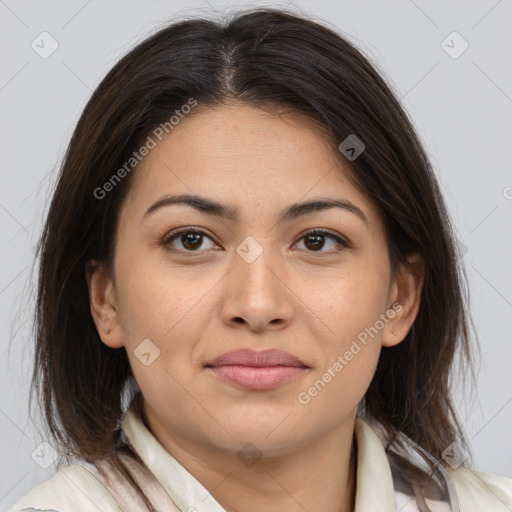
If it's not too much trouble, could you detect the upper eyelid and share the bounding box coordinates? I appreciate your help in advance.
[162,226,217,243]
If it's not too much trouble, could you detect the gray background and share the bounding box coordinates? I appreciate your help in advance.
[1,0,511,509]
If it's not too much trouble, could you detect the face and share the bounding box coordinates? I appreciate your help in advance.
[88,102,422,458]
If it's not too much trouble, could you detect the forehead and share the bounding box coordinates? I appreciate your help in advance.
[122,103,381,227]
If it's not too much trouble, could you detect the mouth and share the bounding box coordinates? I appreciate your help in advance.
[204,349,309,391]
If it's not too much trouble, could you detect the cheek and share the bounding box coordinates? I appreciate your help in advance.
[115,260,228,407]
[297,284,385,419]
[298,259,389,341]
[295,262,387,403]
[115,254,217,340]
[297,347,378,434]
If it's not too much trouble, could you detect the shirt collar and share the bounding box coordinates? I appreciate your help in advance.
[121,403,397,511]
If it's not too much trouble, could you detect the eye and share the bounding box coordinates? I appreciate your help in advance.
[293,229,348,253]
[161,227,218,253]
[160,227,348,255]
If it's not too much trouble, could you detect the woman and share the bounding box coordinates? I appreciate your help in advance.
[9,7,512,512]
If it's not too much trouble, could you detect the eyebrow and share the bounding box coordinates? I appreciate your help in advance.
[143,193,368,227]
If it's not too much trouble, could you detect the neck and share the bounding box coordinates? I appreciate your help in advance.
[143,406,358,512]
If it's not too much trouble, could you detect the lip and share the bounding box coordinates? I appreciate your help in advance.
[204,349,309,391]
[205,348,307,368]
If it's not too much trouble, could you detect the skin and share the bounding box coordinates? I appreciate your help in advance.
[87,102,424,512]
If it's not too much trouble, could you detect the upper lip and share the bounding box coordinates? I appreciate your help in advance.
[205,349,308,368]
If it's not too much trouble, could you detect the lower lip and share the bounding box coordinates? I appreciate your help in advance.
[207,365,307,390]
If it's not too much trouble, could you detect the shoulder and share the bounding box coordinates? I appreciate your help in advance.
[449,466,512,510]
[7,464,121,512]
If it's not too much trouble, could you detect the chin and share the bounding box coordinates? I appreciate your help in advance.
[219,420,309,453]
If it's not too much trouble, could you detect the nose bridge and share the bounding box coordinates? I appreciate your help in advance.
[222,235,293,330]
[234,235,279,296]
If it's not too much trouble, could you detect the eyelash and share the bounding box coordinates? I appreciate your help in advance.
[160,227,349,255]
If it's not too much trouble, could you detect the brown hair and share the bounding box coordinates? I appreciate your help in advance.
[30,6,479,510]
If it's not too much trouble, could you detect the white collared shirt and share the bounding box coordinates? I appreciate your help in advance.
[8,402,512,512]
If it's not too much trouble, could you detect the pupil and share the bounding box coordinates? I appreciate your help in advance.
[183,233,202,250]
[306,234,324,251]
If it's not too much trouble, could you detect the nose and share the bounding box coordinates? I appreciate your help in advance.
[220,245,294,333]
